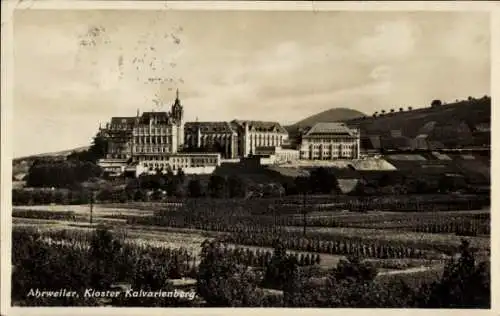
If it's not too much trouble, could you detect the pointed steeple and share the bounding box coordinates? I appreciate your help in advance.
[136,109,140,117]
[171,88,183,124]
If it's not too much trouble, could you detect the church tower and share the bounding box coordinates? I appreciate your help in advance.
[171,89,184,150]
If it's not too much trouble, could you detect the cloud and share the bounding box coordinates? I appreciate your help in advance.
[369,65,392,81]
[355,19,418,63]
[12,10,490,157]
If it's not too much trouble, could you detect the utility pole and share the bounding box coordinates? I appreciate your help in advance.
[302,190,307,236]
[90,191,95,225]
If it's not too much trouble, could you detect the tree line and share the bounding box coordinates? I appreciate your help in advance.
[12,226,490,308]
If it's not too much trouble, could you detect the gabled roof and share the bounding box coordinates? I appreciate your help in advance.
[380,136,412,149]
[138,112,172,125]
[184,121,236,134]
[110,117,136,125]
[304,122,358,137]
[231,120,288,133]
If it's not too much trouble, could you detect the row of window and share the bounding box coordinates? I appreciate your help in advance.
[136,157,218,164]
[186,134,235,140]
[300,156,358,160]
[306,145,357,150]
[133,128,173,136]
[133,136,172,144]
[107,154,128,159]
[134,146,172,153]
[143,162,216,169]
[305,138,358,144]
[302,150,356,155]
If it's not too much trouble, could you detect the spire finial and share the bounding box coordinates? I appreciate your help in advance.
[176,88,179,100]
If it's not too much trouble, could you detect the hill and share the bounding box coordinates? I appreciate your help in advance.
[13,146,90,163]
[345,96,491,148]
[12,146,90,180]
[285,108,365,131]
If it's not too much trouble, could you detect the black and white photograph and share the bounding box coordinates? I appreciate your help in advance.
[1,1,495,313]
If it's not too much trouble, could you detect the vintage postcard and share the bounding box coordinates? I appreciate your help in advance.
[1,1,497,315]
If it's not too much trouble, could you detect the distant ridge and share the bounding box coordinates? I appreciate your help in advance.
[289,107,366,129]
[13,146,90,162]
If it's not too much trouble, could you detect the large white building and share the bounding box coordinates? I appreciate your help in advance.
[183,119,289,159]
[231,120,289,157]
[98,91,220,176]
[299,122,360,160]
[100,90,184,162]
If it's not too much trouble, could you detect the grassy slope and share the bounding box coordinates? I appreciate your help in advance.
[345,98,490,138]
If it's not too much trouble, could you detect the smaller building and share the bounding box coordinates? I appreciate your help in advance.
[299,122,360,160]
[135,152,221,176]
[231,120,289,157]
[184,121,238,159]
[254,146,300,164]
[97,158,129,177]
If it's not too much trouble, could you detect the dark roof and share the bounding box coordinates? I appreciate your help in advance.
[454,160,490,184]
[380,136,412,149]
[184,122,236,134]
[369,135,381,149]
[360,135,380,150]
[384,158,459,175]
[231,120,288,133]
[110,117,136,125]
[138,112,172,125]
[304,122,358,137]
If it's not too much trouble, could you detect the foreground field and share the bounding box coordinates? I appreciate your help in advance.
[13,202,490,273]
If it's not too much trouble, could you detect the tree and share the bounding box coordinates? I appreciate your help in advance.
[419,239,490,308]
[438,174,467,193]
[431,99,442,107]
[262,242,300,291]
[381,110,386,114]
[87,135,109,163]
[285,255,382,308]
[309,167,340,194]
[373,112,378,117]
[208,175,227,198]
[390,109,395,113]
[188,179,203,198]
[176,168,185,185]
[295,176,311,236]
[67,135,109,164]
[196,240,263,307]
[26,160,102,189]
[399,107,404,112]
[164,170,178,196]
[408,106,413,111]
[333,256,378,283]
[227,175,247,198]
[89,228,123,289]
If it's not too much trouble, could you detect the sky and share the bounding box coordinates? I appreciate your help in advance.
[12,9,490,158]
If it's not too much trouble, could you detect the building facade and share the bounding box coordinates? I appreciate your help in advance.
[230,120,289,157]
[299,122,360,160]
[253,146,300,163]
[97,92,294,175]
[98,91,187,175]
[184,121,239,159]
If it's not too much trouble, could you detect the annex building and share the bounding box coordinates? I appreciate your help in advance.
[299,122,361,160]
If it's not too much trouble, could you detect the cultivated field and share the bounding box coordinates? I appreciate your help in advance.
[13,199,490,272]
